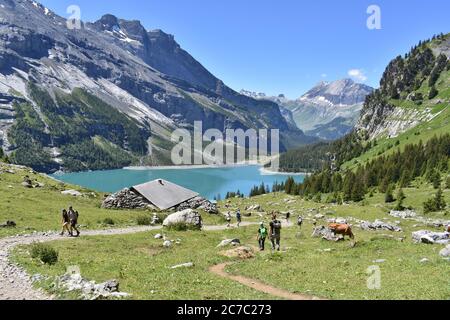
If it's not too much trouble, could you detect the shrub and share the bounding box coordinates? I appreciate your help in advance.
[102,218,115,226]
[30,243,58,265]
[423,188,446,213]
[136,215,152,226]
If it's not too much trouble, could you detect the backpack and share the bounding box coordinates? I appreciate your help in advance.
[259,227,268,238]
[272,220,282,230]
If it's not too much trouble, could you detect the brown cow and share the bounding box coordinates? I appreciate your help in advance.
[328,223,355,240]
[446,225,450,233]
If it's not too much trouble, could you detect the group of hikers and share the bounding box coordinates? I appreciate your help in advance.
[226,208,303,251]
[60,206,80,237]
[256,212,299,251]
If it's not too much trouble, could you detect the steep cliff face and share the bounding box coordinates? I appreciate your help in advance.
[356,33,450,140]
[0,0,310,172]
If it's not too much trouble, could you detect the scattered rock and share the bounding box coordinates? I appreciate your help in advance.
[389,210,417,219]
[314,214,325,219]
[245,204,263,212]
[412,230,450,244]
[163,209,202,229]
[61,190,82,197]
[170,262,194,269]
[221,246,254,260]
[58,273,129,300]
[328,217,347,224]
[439,245,450,259]
[154,234,163,239]
[311,226,343,242]
[163,240,172,248]
[217,239,241,247]
[360,220,402,232]
[373,259,386,263]
[419,258,430,263]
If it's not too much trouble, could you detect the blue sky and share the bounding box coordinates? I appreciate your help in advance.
[40,0,449,98]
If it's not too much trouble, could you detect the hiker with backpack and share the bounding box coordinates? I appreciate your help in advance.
[225,212,232,228]
[257,222,268,251]
[59,209,71,236]
[68,206,80,237]
[269,212,282,251]
[236,209,242,227]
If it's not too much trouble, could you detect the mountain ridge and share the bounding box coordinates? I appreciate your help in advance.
[0,0,313,172]
[241,78,374,140]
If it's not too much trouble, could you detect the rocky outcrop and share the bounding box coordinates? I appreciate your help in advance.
[311,226,343,242]
[57,273,129,300]
[162,209,202,229]
[412,230,450,244]
[359,220,402,232]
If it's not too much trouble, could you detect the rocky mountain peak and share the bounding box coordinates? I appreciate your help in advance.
[301,78,373,106]
[93,14,120,31]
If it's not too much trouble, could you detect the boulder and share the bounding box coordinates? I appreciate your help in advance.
[163,209,202,229]
[217,239,241,248]
[154,233,163,239]
[439,245,450,258]
[61,190,82,197]
[412,230,450,244]
[221,246,254,260]
[163,240,172,248]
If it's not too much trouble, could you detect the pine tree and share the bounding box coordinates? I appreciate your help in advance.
[428,86,438,99]
[394,188,406,210]
[385,184,395,203]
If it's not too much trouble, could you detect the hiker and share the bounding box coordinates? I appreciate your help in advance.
[257,222,268,251]
[225,212,232,228]
[269,212,282,251]
[68,206,80,237]
[59,209,71,236]
[285,211,291,224]
[297,215,303,228]
[236,209,242,227]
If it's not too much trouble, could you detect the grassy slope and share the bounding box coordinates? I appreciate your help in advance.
[12,186,450,300]
[344,68,450,170]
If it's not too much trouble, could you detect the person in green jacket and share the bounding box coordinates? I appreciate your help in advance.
[257,222,268,251]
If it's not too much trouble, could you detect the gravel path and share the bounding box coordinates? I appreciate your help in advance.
[0,222,261,300]
[209,263,324,300]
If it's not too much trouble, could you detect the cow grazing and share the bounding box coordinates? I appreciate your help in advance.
[446,225,450,233]
[328,223,355,240]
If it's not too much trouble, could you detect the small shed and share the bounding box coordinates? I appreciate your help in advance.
[131,179,199,211]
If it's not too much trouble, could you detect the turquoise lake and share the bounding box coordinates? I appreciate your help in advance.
[52,166,305,200]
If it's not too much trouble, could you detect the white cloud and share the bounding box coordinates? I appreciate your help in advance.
[321,73,327,78]
[348,69,368,82]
